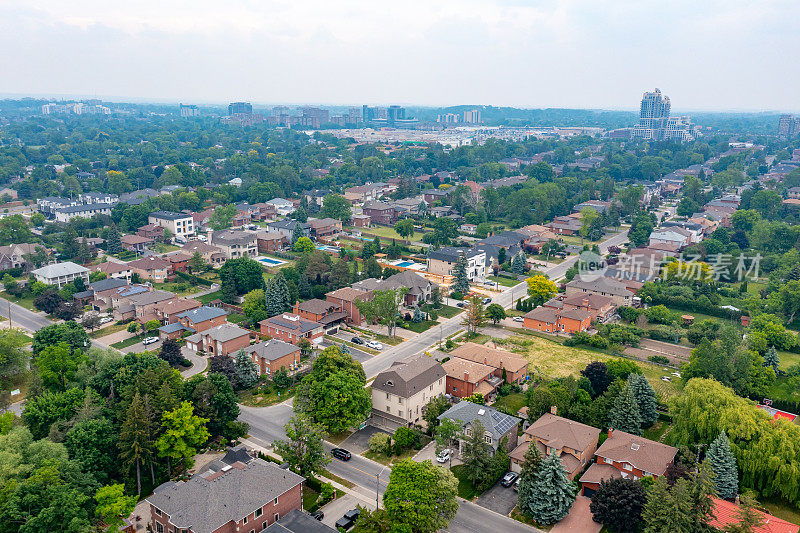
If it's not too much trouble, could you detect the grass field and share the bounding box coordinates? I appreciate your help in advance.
[154,243,180,253]
[450,465,480,500]
[427,304,462,318]
[237,385,295,407]
[0,292,36,310]
[151,281,205,296]
[302,487,319,511]
[492,392,527,415]
[197,290,223,304]
[363,446,421,466]
[498,335,683,400]
[399,319,437,333]
[89,322,128,338]
[111,334,145,349]
[778,350,800,370]
[346,225,425,242]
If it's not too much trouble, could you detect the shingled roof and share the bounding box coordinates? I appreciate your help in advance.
[372,354,445,397]
[594,429,677,477]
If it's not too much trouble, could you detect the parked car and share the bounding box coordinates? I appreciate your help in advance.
[142,336,159,346]
[351,336,365,345]
[310,510,324,521]
[331,448,351,461]
[366,340,383,350]
[335,509,361,531]
[513,316,524,322]
[197,234,207,242]
[99,316,114,325]
[436,449,451,463]
[500,471,519,487]
[482,297,492,305]
[456,302,465,308]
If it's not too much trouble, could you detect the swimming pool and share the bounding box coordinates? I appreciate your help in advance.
[395,261,415,267]
[316,244,340,253]
[257,256,287,266]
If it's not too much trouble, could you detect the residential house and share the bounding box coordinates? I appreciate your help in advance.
[0,243,47,271]
[31,261,89,289]
[352,214,371,228]
[262,509,338,533]
[185,323,252,356]
[371,354,446,430]
[426,246,486,284]
[546,215,582,236]
[244,339,302,376]
[565,277,636,307]
[265,219,310,241]
[484,175,528,188]
[148,211,195,241]
[163,251,192,273]
[255,232,287,253]
[579,428,677,497]
[788,187,800,200]
[209,229,258,259]
[344,182,396,203]
[292,299,348,332]
[109,285,152,320]
[137,223,164,241]
[438,402,521,458]
[127,289,176,323]
[326,287,373,325]
[192,208,215,229]
[146,447,304,533]
[648,227,693,248]
[510,411,600,478]
[449,342,529,386]
[121,234,152,252]
[556,293,615,323]
[523,306,591,334]
[176,306,228,333]
[362,201,403,225]
[422,188,449,203]
[181,240,225,266]
[443,357,502,399]
[259,313,324,345]
[128,256,172,282]
[154,297,202,325]
[708,498,799,533]
[353,270,436,306]
[119,188,161,205]
[265,198,296,216]
[54,203,112,223]
[93,260,132,282]
[87,277,129,311]
[573,200,612,214]
[460,223,477,234]
[308,217,342,239]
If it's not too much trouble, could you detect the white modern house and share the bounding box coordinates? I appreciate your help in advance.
[265,198,296,216]
[32,261,90,288]
[54,203,113,223]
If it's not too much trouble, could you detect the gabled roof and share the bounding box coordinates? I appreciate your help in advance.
[594,429,677,476]
[442,357,495,384]
[327,287,373,302]
[427,246,484,262]
[128,256,171,270]
[561,292,614,310]
[566,277,631,297]
[245,339,301,362]
[372,354,445,397]
[128,289,175,306]
[262,509,337,533]
[202,323,251,343]
[709,497,799,533]
[260,314,322,334]
[90,277,128,292]
[93,261,132,274]
[155,297,201,316]
[438,401,521,440]
[526,413,600,453]
[449,342,528,374]
[524,306,559,323]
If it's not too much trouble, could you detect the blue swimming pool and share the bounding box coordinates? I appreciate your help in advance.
[316,245,340,253]
[395,261,415,267]
[257,256,287,266]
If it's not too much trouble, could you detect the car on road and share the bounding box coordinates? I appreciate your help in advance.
[310,510,324,521]
[142,336,159,346]
[366,340,383,350]
[482,297,492,305]
[351,336,364,345]
[335,509,360,530]
[500,471,519,487]
[331,448,352,461]
[436,449,451,463]
[513,316,524,322]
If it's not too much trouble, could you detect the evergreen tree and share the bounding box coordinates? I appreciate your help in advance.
[609,383,643,435]
[707,430,738,500]
[291,221,304,244]
[627,373,658,427]
[452,251,470,295]
[219,268,238,304]
[298,274,312,299]
[62,227,80,260]
[763,346,780,373]
[511,252,526,275]
[462,419,494,490]
[373,236,381,253]
[526,451,576,525]
[107,224,122,254]
[272,271,290,310]
[233,349,259,389]
[118,393,155,495]
[517,441,543,516]
[264,272,290,316]
[77,237,91,264]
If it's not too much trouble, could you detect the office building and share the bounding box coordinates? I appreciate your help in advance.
[463,109,482,124]
[632,88,694,142]
[437,113,460,124]
[779,114,800,139]
[179,104,199,118]
[387,105,406,123]
[228,101,253,115]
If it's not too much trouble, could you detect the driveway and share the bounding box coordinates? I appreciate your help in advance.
[181,346,207,378]
[319,493,376,530]
[413,441,462,467]
[550,496,601,533]
[474,479,518,516]
[122,337,162,353]
[339,425,391,454]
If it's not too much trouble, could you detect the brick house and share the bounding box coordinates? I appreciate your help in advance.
[308,217,342,239]
[185,323,252,356]
[87,278,129,311]
[449,342,529,386]
[362,201,402,225]
[128,256,172,282]
[326,287,373,325]
[565,277,636,307]
[146,446,304,533]
[292,299,348,332]
[352,214,371,228]
[176,306,228,332]
[244,339,301,376]
[255,231,287,253]
[127,289,176,323]
[163,251,192,274]
[438,402,520,458]
[93,261,133,282]
[559,293,615,322]
[510,410,600,478]
[579,428,677,497]
[154,297,202,324]
[121,234,152,252]
[259,313,324,345]
[137,223,164,241]
[209,229,258,259]
[181,241,225,265]
[442,357,502,399]
[523,306,591,334]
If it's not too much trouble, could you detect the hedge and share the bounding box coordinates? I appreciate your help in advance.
[175,271,212,286]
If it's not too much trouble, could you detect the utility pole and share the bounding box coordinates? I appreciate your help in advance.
[376,465,388,510]
[7,300,11,329]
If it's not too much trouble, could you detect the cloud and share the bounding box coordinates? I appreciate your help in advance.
[1,0,798,110]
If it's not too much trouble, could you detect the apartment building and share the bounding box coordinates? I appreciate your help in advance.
[148,211,195,240]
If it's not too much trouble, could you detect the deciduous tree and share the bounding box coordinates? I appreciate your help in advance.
[273,414,330,476]
[382,459,459,533]
[590,478,647,533]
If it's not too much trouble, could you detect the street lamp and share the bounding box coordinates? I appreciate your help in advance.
[376,465,389,510]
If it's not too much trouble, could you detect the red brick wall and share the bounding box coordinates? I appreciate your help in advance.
[523,318,556,332]
[446,376,476,398]
[219,334,252,356]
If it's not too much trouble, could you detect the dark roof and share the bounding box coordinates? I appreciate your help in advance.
[145,458,304,533]
[478,231,526,248]
[427,246,484,263]
[54,203,111,214]
[260,314,322,333]
[90,277,128,292]
[246,339,301,362]
[372,354,445,397]
[150,210,192,221]
[438,401,520,440]
[296,298,340,315]
[263,509,337,533]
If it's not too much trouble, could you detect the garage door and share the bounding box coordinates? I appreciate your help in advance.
[583,487,596,498]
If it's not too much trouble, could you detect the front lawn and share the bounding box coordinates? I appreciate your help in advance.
[237,383,295,407]
[399,319,438,333]
[89,322,128,338]
[363,446,421,466]
[424,304,462,318]
[0,291,36,311]
[302,487,319,511]
[111,334,147,349]
[450,465,480,500]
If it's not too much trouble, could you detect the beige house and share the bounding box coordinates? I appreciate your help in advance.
[370,354,446,430]
[209,229,258,259]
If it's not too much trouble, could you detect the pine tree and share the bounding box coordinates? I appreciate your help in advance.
[763,346,780,373]
[628,373,658,427]
[517,441,543,516]
[220,268,238,304]
[298,275,312,299]
[107,224,122,254]
[511,252,526,275]
[526,451,576,525]
[273,272,290,310]
[118,393,155,495]
[291,221,304,244]
[609,383,643,435]
[452,251,470,295]
[233,349,259,389]
[264,276,282,317]
[707,430,738,500]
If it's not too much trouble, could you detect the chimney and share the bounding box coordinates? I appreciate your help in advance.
[464,371,469,381]
[550,405,557,415]
[608,427,613,438]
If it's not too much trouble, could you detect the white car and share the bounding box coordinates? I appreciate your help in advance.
[366,340,383,350]
[142,336,160,346]
[513,316,524,323]
[436,449,451,463]
[99,316,114,325]
[197,234,207,242]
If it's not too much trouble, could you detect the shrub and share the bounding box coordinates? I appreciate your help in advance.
[368,433,392,456]
[648,355,670,365]
[450,291,463,300]
[393,427,416,454]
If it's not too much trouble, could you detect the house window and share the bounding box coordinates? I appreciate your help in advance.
[399,409,402,416]
[386,406,390,413]
[243,516,248,524]
[274,513,280,522]
[465,428,472,437]
[274,497,278,505]
[156,524,163,533]
[484,435,492,444]
[386,393,390,400]
[255,508,262,518]
[155,508,162,517]
[623,463,632,471]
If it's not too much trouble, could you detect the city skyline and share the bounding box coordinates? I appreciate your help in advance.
[1,1,798,112]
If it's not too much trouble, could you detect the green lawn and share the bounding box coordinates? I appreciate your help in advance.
[154,243,180,253]
[111,334,146,349]
[492,392,527,415]
[89,322,128,338]
[345,225,425,242]
[319,469,356,489]
[237,384,295,407]
[422,304,461,318]
[778,350,800,371]
[227,313,248,325]
[450,465,480,499]
[197,290,223,304]
[363,446,420,466]
[0,292,36,311]
[152,281,204,297]
[642,420,671,442]
[302,487,320,511]
[761,496,800,525]
[399,319,438,333]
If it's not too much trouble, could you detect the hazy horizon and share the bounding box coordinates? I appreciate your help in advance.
[2,1,798,112]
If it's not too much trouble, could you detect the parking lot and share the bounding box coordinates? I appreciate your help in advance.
[474,478,519,516]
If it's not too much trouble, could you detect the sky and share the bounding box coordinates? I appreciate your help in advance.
[1,0,798,111]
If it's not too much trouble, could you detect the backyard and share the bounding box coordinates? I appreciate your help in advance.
[344,224,426,242]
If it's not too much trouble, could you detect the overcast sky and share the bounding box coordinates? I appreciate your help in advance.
[1,0,798,111]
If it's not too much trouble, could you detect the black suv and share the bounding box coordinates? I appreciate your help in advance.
[351,336,365,345]
[335,509,361,530]
[331,448,352,461]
